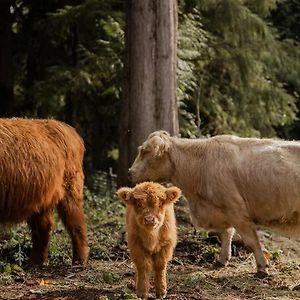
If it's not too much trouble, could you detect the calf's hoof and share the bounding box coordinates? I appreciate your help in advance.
[254,270,269,279]
[156,290,167,299]
[137,292,149,300]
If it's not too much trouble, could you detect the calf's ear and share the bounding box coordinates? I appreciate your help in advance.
[116,187,134,205]
[165,186,182,204]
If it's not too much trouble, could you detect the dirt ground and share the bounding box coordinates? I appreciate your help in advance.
[1,182,300,300]
[1,233,300,300]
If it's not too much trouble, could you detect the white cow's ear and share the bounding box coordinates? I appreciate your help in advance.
[151,136,169,157]
[116,187,134,205]
[165,186,181,204]
[159,131,170,137]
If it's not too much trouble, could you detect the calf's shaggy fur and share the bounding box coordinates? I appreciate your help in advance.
[117,182,181,299]
[129,131,300,277]
[0,118,89,266]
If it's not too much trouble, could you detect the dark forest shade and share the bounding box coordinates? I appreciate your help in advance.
[0,0,299,175]
[0,0,14,116]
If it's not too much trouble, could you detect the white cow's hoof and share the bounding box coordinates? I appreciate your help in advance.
[254,270,269,279]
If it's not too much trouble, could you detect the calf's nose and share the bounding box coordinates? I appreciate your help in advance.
[144,215,155,224]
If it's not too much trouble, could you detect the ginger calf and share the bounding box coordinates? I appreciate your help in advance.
[117,182,181,299]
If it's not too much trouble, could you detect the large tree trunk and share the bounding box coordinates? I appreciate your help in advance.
[0,0,14,116]
[118,0,178,186]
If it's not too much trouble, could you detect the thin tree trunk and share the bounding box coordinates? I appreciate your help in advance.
[64,24,78,126]
[0,0,14,116]
[118,0,178,186]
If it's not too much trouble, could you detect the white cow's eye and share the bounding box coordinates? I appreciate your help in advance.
[140,148,149,155]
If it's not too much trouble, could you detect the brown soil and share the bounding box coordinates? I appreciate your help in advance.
[1,197,300,299]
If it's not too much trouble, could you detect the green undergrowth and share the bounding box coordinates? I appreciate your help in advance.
[0,172,126,267]
[0,173,300,299]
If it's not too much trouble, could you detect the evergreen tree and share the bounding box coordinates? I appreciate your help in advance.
[6,0,300,174]
[271,0,300,139]
[0,0,14,115]
[13,0,124,172]
[177,0,298,137]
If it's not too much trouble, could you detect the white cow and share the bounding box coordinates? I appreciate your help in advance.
[129,131,300,277]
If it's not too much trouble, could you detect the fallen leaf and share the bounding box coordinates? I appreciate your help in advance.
[29,289,45,294]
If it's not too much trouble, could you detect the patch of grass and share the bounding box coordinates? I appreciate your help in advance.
[0,224,31,266]
[101,270,122,284]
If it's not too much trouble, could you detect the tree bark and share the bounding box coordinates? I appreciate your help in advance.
[0,0,14,116]
[118,0,178,186]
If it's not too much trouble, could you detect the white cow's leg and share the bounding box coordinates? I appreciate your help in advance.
[234,221,269,277]
[216,227,235,266]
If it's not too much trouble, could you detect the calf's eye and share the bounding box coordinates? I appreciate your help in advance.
[136,203,143,209]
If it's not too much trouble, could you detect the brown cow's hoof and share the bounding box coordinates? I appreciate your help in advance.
[72,246,90,268]
[28,257,49,267]
[71,263,86,272]
[254,270,269,279]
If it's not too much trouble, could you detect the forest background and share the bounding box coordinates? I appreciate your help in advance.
[1,1,300,299]
[1,0,300,177]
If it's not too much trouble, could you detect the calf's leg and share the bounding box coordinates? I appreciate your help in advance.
[153,246,173,299]
[135,263,151,299]
[27,209,54,265]
[129,245,152,299]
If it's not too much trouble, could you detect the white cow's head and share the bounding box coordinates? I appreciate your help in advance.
[129,131,173,183]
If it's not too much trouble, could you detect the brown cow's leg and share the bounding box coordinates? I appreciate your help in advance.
[57,200,89,266]
[234,221,269,277]
[27,209,54,266]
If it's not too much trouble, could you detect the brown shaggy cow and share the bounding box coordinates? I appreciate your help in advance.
[0,118,89,266]
[117,182,181,299]
[128,131,300,277]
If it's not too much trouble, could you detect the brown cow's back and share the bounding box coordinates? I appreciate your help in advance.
[0,118,84,223]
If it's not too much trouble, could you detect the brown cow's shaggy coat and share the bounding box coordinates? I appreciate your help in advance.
[0,118,89,266]
[117,182,181,299]
[129,131,300,277]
